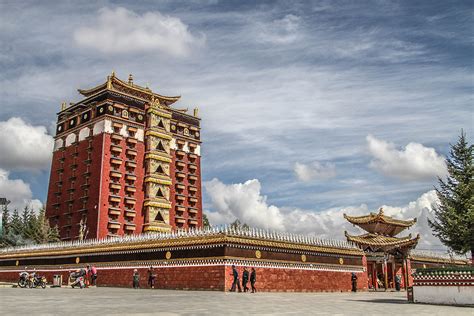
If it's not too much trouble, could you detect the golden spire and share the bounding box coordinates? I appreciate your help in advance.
[128,74,133,85]
[193,107,199,117]
[61,101,67,111]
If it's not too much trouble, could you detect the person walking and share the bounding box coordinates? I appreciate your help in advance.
[351,273,358,292]
[242,267,249,292]
[148,266,156,289]
[229,265,242,292]
[133,269,140,289]
[250,267,257,293]
[89,265,98,286]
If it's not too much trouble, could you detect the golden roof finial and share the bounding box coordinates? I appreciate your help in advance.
[128,74,133,85]
[378,207,384,215]
[61,101,67,111]
[111,70,116,77]
[193,107,199,117]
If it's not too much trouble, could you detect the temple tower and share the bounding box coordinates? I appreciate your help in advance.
[45,73,203,240]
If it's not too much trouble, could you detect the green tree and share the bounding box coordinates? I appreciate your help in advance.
[202,213,210,228]
[230,219,249,230]
[428,131,474,262]
[33,208,60,244]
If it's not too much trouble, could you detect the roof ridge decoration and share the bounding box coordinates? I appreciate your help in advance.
[344,230,420,254]
[343,208,417,228]
[77,72,181,105]
[0,226,362,259]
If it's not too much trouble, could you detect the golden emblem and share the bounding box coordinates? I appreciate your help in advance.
[423,264,426,269]
[339,258,344,265]
[122,109,129,118]
[75,257,80,264]
[108,105,114,112]
[301,254,307,262]
[255,250,261,259]
[165,251,172,260]
[15,260,19,266]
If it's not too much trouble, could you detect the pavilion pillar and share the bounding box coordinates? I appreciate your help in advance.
[372,263,377,290]
[402,258,408,290]
[383,258,388,291]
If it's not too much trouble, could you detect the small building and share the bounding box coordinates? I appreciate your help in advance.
[344,208,419,290]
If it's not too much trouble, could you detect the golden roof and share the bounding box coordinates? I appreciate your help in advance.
[345,231,419,253]
[77,72,180,105]
[343,208,416,237]
[0,231,364,261]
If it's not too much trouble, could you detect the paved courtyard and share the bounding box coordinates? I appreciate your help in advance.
[0,287,471,315]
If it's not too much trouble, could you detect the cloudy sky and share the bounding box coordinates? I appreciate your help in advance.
[0,1,472,250]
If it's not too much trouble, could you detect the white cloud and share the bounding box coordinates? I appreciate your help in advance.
[204,178,285,230]
[294,161,336,182]
[366,135,447,181]
[0,168,42,212]
[74,7,205,57]
[256,14,302,44]
[205,178,445,250]
[0,117,54,171]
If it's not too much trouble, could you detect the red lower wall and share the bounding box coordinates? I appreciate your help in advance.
[0,264,367,292]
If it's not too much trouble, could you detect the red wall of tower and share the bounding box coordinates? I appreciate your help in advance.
[46,133,105,240]
[169,149,203,229]
[97,133,145,239]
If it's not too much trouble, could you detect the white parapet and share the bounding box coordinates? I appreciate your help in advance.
[413,285,474,306]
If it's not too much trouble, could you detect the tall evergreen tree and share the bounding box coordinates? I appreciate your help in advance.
[428,131,474,262]
[203,213,210,228]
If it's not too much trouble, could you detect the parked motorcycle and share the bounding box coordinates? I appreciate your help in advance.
[28,274,47,289]
[18,272,29,288]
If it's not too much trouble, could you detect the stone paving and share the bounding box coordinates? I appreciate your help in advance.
[0,287,472,315]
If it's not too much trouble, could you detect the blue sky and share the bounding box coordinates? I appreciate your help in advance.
[0,1,472,249]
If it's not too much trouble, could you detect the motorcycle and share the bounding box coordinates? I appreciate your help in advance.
[28,274,47,289]
[18,272,29,288]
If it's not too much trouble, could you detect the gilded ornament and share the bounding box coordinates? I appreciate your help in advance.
[255,250,261,259]
[184,128,189,136]
[108,105,114,112]
[301,254,307,262]
[122,109,129,118]
[165,251,172,260]
[15,260,19,266]
[171,125,176,131]
[339,258,344,265]
[76,257,80,264]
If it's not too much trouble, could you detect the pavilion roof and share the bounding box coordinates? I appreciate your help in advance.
[343,208,416,237]
[344,231,419,255]
[77,72,180,105]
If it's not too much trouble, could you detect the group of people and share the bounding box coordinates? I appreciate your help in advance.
[230,265,257,293]
[71,264,97,287]
[132,266,156,289]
